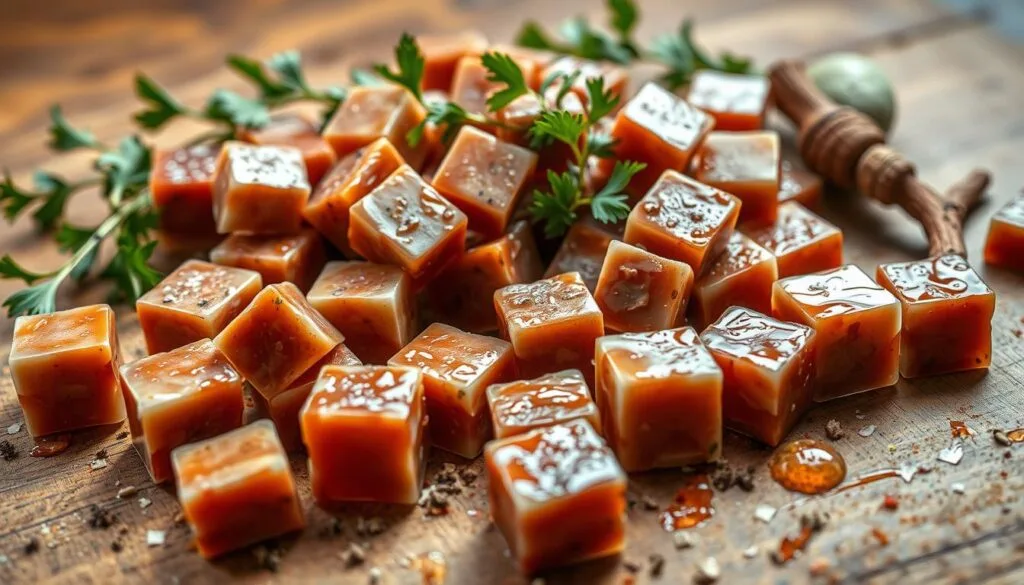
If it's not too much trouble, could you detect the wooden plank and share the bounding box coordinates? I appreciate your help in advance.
[3,1,1024,584]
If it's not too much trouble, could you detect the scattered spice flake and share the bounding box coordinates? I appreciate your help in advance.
[116,486,138,499]
[870,528,889,546]
[89,458,109,471]
[406,551,446,585]
[146,530,166,547]
[1006,429,1024,443]
[709,461,755,492]
[341,543,366,567]
[253,544,282,572]
[110,540,124,553]
[24,538,40,555]
[855,410,866,420]
[623,560,641,573]
[87,505,117,529]
[937,440,964,465]
[673,530,698,549]
[694,557,720,584]
[369,567,383,584]
[825,419,844,440]
[139,497,153,509]
[951,482,966,494]
[0,440,17,461]
[458,466,478,485]
[881,495,899,511]
[742,545,758,559]
[95,448,108,459]
[423,488,450,516]
[7,422,22,435]
[753,504,777,523]
[116,431,129,440]
[993,429,1012,446]
[770,513,827,565]
[355,516,386,537]
[949,420,975,439]
[857,424,876,437]
[649,553,665,579]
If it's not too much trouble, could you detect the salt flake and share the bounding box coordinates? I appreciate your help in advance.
[753,504,777,523]
[951,483,966,494]
[139,497,153,509]
[858,425,876,437]
[743,545,759,559]
[89,459,108,471]
[146,530,166,546]
[7,422,22,435]
[937,440,964,466]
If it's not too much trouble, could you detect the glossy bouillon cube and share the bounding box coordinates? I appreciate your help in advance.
[239,112,336,185]
[322,86,428,168]
[685,70,771,131]
[593,240,694,332]
[486,369,600,439]
[150,144,219,237]
[743,201,843,278]
[212,141,311,234]
[984,194,1024,272]
[210,229,326,292]
[689,232,778,330]
[691,131,781,225]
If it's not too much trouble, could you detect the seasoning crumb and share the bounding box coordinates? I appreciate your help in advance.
[341,543,366,567]
[854,409,865,420]
[139,497,153,509]
[320,518,343,537]
[89,458,108,471]
[640,494,659,511]
[694,557,720,584]
[742,545,758,559]
[857,424,876,437]
[824,419,844,440]
[110,540,124,553]
[754,504,777,523]
[808,557,831,576]
[368,567,383,585]
[735,466,755,492]
[870,528,889,546]
[173,512,185,525]
[146,530,166,547]
[458,466,478,485]
[7,422,22,435]
[355,516,385,537]
[993,429,1011,447]
[623,560,641,573]
[116,431,129,440]
[649,553,665,578]
[95,449,108,459]
[881,495,899,511]
[116,486,138,499]
[0,440,18,461]
[24,538,40,555]
[951,482,966,494]
[673,530,697,549]
[253,544,282,572]
[88,505,117,529]
[425,489,450,516]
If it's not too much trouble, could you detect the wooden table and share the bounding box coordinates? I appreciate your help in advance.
[2,1,1023,583]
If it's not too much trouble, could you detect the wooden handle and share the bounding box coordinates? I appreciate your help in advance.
[768,60,990,258]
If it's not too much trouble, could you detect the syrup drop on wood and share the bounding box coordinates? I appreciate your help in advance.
[1006,429,1024,443]
[769,439,847,494]
[30,433,71,457]
[949,420,975,439]
[659,474,714,531]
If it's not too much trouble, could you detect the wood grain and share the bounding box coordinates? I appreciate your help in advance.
[2,1,1024,584]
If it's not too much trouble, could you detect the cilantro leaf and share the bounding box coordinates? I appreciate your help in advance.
[227,54,293,100]
[652,20,753,89]
[96,136,151,198]
[558,18,632,64]
[30,171,74,229]
[529,110,586,150]
[529,171,580,237]
[584,77,620,122]
[2,280,59,316]
[133,74,188,129]
[515,21,567,53]
[608,0,639,41]
[267,51,308,91]
[587,130,617,159]
[481,52,530,112]
[408,100,471,147]
[204,89,271,129]
[374,33,424,101]
[0,254,50,285]
[590,160,645,223]
[1,172,36,222]
[47,106,98,152]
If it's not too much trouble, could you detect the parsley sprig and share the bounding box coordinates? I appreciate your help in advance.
[517,0,753,89]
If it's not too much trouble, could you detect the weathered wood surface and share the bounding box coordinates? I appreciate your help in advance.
[1,1,1023,583]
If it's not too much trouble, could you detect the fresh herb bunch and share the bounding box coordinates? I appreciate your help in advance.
[374,36,645,237]
[0,52,345,317]
[518,0,753,89]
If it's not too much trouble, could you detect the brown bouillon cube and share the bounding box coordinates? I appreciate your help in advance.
[685,70,771,131]
[689,232,778,330]
[322,86,428,169]
[691,131,781,225]
[239,112,336,185]
[486,369,600,439]
[544,218,620,291]
[593,241,694,332]
[212,141,311,235]
[210,229,326,292]
[983,194,1024,272]
[150,144,219,237]
[743,201,843,278]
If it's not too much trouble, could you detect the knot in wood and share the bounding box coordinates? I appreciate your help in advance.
[856,145,915,206]
[798,108,885,189]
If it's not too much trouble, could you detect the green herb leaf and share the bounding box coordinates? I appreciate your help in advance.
[529,110,586,150]
[584,77,620,122]
[558,18,632,64]
[47,105,98,152]
[608,0,639,40]
[2,280,59,316]
[481,52,530,112]
[374,33,424,101]
[133,74,188,129]
[1,172,36,222]
[529,171,580,237]
[96,136,152,198]
[267,51,308,91]
[587,130,617,159]
[30,171,73,229]
[590,160,645,223]
[56,223,98,281]
[350,69,385,86]
[409,101,471,147]
[102,238,162,303]
[515,21,566,53]
[227,54,293,100]
[204,89,271,129]
[0,254,50,285]
[652,20,753,89]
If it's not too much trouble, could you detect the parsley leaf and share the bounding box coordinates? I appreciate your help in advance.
[609,0,639,41]
[374,33,424,101]
[102,238,162,303]
[481,52,530,112]
[1,172,36,222]
[267,51,308,92]
[515,21,569,53]
[590,160,645,223]
[350,69,386,86]
[133,74,188,129]
[587,130,617,159]
[652,20,753,89]
[2,280,59,316]
[0,255,50,285]
[204,89,271,129]
[529,110,586,150]
[56,223,98,281]
[408,101,471,147]
[47,106,99,152]
[584,77,620,122]
[529,171,581,237]
[30,171,74,229]
[227,54,293,100]
[96,136,151,201]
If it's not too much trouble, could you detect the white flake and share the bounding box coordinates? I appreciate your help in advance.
[857,425,876,437]
[139,497,153,509]
[7,422,22,435]
[743,545,758,559]
[89,459,108,471]
[937,440,964,465]
[753,504,777,523]
[695,557,720,583]
[951,483,966,494]
[146,530,166,546]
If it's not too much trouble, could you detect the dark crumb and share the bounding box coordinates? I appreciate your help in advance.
[710,465,734,492]
[735,466,755,492]
[110,540,123,553]
[355,516,385,537]
[95,449,108,459]
[648,553,665,578]
[116,431,129,441]
[320,518,343,538]
[640,495,659,511]
[340,543,366,567]
[0,440,18,461]
[458,467,478,485]
[825,419,845,441]
[253,544,282,572]
[622,560,641,573]
[24,538,40,555]
[436,463,459,485]
[88,504,118,529]
[425,490,450,516]
[710,461,755,492]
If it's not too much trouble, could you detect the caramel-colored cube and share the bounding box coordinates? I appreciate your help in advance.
[877,255,994,378]
[300,365,426,504]
[418,31,489,91]
[137,260,261,355]
[984,194,1024,272]
[624,170,741,276]
[603,83,715,196]
[541,56,629,107]
[685,70,771,131]
[172,420,304,558]
[595,327,722,471]
[691,131,781,225]
[772,264,900,401]
[348,165,468,289]
[120,339,244,483]
[255,343,361,452]
[450,55,537,117]
[431,126,538,239]
[743,201,843,278]
[425,220,543,333]
[485,419,626,574]
[486,369,600,439]
[389,323,514,457]
[210,229,326,292]
[214,282,343,397]
[322,85,427,168]
[303,138,405,255]
[545,219,618,291]
[689,232,778,330]
[700,307,816,446]
[778,160,823,208]
[239,113,336,185]
[150,144,219,237]
[10,305,125,437]
[212,141,311,235]
[593,241,694,332]
[494,272,604,386]
[307,261,416,364]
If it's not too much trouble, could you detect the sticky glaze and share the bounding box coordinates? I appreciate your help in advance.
[598,327,721,380]
[487,370,598,437]
[307,365,422,418]
[686,70,770,118]
[496,272,601,331]
[879,254,992,302]
[221,141,309,191]
[12,304,114,358]
[778,264,898,319]
[629,171,740,248]
[701,307,815,371]
[623,83,713,151]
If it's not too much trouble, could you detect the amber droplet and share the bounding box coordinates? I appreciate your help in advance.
[770,439,847,494]
[408,551,446,585]
[660,475,714,531]
[30,433,71,457]
[1006,429,1024,443]
[949,420,975,439]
